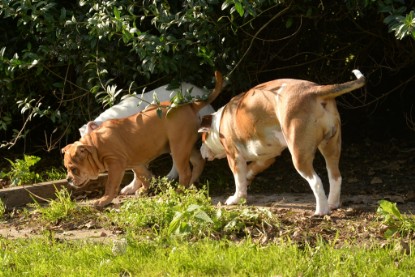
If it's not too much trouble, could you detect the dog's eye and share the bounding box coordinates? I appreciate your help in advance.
[71,168,79,175]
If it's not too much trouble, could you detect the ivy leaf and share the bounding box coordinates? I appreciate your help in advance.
[234,2,244,17]
[156,108,163,118]
[113,7,121,20]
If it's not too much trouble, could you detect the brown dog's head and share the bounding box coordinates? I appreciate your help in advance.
[61,142,101,188]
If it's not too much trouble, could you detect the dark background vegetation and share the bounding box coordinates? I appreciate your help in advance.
[0,0,414,171]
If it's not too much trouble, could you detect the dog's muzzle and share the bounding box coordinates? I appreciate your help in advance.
[66,176,89,188]
[66,176,73,185]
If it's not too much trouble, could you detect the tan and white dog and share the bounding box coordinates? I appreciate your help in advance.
[79,82,216,181]
[62,71,223,207]
[199,70,365,215]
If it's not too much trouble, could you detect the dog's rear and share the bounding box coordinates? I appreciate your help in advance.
[276,70,365,215]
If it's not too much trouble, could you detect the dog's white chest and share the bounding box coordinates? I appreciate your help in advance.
[240,129,287,161]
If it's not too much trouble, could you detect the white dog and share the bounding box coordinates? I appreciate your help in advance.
[79,82,215,184]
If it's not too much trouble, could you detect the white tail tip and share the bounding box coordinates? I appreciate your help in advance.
[352,69,364,79]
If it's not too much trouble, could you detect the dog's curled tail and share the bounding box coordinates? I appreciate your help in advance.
[316,69,366,99]
[192,71,224,112]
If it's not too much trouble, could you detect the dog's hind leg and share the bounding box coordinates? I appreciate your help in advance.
[318,134,342,211]
[294,160,329,215]
[290,146,330,215]
[166,156,179,180]
[170,146,193,188]
[189,147,205,184]
[284,113,330,215]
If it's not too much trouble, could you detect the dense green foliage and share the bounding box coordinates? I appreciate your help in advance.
[0,0,414,154]
[0,155,65,185]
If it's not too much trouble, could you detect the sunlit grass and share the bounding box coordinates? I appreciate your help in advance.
[1,236,414,276]
[1,179,415,276]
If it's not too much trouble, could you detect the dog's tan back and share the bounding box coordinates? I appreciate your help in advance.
[219,79,346,160]
[80,104,197,166]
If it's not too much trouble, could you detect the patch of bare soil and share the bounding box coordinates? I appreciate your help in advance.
[0,138,414,244]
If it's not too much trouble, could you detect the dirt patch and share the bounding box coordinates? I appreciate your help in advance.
[1,191,414,244]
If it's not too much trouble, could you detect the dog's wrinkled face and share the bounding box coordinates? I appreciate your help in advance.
[61,142,100,188]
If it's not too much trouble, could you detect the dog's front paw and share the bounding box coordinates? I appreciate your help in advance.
[225,195,246,205]
[93,196,113,207]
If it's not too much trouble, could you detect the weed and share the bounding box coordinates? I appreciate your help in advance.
[218,206,277,235]
[377,200,415,238]
[0,199,5,220]
[168,204,214,236]
[0,155,40,186]
[107,178,280,241]
[42,167,66,181]
[107,178,216,239]
[30,186,89,224]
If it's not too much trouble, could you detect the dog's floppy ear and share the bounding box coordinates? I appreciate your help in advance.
[61,144,72,154]
[62,143,96,160]
[198,115,213,133]
[85,121,101,135]
[73,144,96,160]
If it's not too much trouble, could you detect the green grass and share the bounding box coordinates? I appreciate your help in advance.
[1,180,415,276]
[1,236,414,276]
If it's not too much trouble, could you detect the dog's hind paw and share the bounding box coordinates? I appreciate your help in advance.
[225,195,246,205]
[120,181,142,195]
[135,186,149,196]
[120,186,136,195]
[328,202,340,211]
[314,206,330,216]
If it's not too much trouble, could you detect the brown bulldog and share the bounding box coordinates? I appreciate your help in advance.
[199,70,365,215]
[62,71,223,207]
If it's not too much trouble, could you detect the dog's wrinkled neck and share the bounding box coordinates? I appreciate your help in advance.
[87,151,105,173]
[80,135,105,173]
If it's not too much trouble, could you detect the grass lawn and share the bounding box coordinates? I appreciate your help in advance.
[1,236,414,276]
[1,180,414,276]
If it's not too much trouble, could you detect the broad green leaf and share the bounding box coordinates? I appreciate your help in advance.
[378,200,402,220]
[195,211,214,224]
